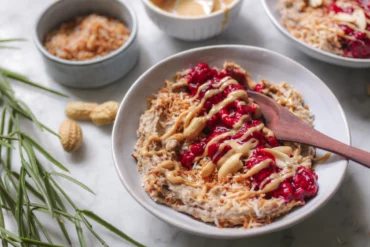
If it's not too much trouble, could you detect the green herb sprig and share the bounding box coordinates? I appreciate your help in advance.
[0,39,145,247]
[0,38,26,49]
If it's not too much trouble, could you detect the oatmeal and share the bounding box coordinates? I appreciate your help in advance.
[44,14,130,61]
[133,62,318,228]
[278,0,370,58]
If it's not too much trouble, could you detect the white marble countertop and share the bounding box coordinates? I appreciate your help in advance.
[1,0,370,246]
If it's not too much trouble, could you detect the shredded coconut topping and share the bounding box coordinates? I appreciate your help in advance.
[133,62,316,228]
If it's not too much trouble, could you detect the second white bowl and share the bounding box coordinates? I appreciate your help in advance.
[262,0,370,68]
[112,45,349,238]
[142,0,243,41]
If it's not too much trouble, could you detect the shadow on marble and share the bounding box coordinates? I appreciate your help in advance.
[67,140,88,164]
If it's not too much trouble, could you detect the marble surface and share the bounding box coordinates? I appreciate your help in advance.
[1,0,370,246]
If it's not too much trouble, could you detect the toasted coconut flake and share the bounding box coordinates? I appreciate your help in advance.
[133,62,315,228]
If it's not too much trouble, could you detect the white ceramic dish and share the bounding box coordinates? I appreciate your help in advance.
[262,0,370,68]
[112,45,349,238]
[142,0,243,41]
[33,0,139,88]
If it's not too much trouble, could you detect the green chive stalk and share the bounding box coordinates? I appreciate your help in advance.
[0,39,145,247]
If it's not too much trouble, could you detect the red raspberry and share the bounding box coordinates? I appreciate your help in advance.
[253,165,277,185]
[267,136,280,147]
[206,126,229,142]
[190,142,206,156]
[205,114,220,132]
[180,150,195,169]
[212,145,231,164]
[292,167,318,201]
[204,93,224,109]
[186,63,217,85]
[224,84,243,95]
[271,181,295,201]
[254,84,264,92]
[188,82,199,96]
[207,143,220,160]
[247,148,276,169]
[235,101,251,115]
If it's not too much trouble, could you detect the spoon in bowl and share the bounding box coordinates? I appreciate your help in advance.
[248,90,370,169]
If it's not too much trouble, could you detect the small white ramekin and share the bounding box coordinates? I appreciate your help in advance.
[142,0,244,41]
[33,0,139,88]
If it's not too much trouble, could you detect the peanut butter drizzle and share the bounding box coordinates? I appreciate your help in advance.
[216,138,258,167]
[192,76,237,99]
[264,148,293,169]
[207,90,248,119]
[160,110,189,140]
[139,136,166,156]
[185,78,240,127]
[234,159,273,182]
[141,77,301,189]
[157,160,183,184]
[233,115,250,129]
[259,171,295,194]
[314,152,331,164]
[231,147,301,196]
[243,148,301,195]
[201,123,265,161]
[141,78,248,158]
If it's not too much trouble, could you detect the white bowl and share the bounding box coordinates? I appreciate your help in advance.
[142,0,243,41]
[112,45,349,238]
[33,0,139,88]
[262,0,370,68]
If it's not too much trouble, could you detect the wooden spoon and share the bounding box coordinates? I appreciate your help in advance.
[247,90,370,169]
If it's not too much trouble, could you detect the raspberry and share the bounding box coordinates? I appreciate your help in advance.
[253,165,277,184]
[224,84,243,95]
[190,142,206,156]
[271,182,295,201]
[267,136,280,147]
[354,31,367,40]
[213,145,231,164]
[180,150,195,169]
[207,143,220,160]
[254,84,264,92]
[198,84,212,99]
[204,93,224,109]
[292,167,318,201]
[343,39,370,58]
[205,114,220,132]
[247,148,276,169]
[328,4,352,14]
[188,82,199,96]
[186,63,217,85]
[206,126,229,143]
[328,3,344,13]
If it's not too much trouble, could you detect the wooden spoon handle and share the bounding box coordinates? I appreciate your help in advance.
[277,126,370,169]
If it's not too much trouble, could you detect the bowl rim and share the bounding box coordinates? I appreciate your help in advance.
[142,0,242,20]
[261,0,370,65]
[112,45,350,238]
[32,0,138,66]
